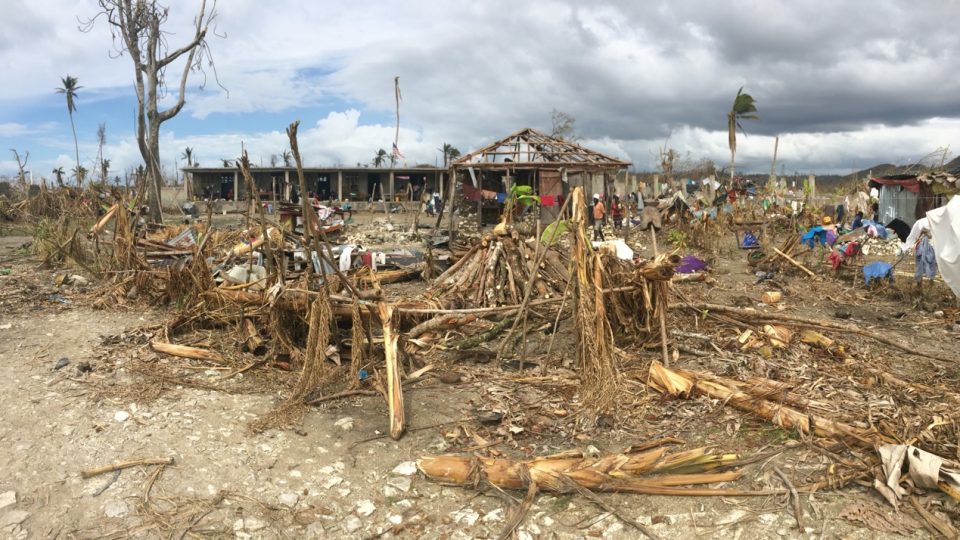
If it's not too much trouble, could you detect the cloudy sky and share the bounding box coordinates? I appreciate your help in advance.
[1,0,959,181]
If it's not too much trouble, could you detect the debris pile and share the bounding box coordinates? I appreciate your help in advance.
[427,231,569,308]
[9,121,960,537]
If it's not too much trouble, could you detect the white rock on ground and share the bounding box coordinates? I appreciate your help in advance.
[233,517,267,532]
[343,515,362,533]
[356,500,376,517]
[0,492,15,511]
[483,508,505,523]
[391,461,417,475]
[450,508,479,526]
[1,510,29,527]
[279,492,299,506]
[334,417,355,431]
[386,476,411,493]
[113,410,130,423]
[320,475,343,489]
[104,500,129,518]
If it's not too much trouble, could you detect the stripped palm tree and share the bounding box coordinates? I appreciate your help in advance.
[281,150,292,167]
[72,165,88,185]
[56,75,82,186]
[438,143,461,168]
[727,87,759,182]
[373,148,387,168]
[181,147,194,167]
[52,167,65,187]
[100,159,111,186]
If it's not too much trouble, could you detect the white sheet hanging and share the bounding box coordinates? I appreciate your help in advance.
[926,195,960,298]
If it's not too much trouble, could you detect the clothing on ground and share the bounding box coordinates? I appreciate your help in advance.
[863,261,894,286]
[676,255,707,274]
[915,236,938,281]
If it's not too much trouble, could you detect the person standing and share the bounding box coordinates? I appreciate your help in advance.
[899,217,937,289]
[592,195,606,241]
[610,195,624,231]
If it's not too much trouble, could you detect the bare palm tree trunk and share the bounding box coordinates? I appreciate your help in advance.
[730,148,736,183]
[70,111,81,187]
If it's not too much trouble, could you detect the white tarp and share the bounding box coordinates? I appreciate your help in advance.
[591,239,634,260]
[926,195,960,298]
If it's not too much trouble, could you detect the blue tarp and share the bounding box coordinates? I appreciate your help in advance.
[863,261,894,286]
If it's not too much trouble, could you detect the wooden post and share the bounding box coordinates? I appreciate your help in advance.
[650,228,669,367]
[476,170,483,233]
[445,167,456,237]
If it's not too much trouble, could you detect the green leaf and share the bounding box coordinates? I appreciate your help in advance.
[541,220,570,245]
[510,184,534,196]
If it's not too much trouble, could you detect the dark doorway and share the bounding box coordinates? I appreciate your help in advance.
[219,173,233,199]
[367,173,381,201]
[316,174,331,199]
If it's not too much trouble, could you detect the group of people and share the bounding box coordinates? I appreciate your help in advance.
[810,205,938,288]
[590,193,628,241]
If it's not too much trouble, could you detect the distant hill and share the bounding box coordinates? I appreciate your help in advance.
[945,155,960,171]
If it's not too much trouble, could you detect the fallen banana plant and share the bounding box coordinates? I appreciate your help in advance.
[647,360,890,448]
[417,439,783,496]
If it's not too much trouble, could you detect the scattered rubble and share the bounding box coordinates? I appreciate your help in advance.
[2,139,958,538]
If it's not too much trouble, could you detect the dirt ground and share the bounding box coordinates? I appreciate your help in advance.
[0,207,957,539]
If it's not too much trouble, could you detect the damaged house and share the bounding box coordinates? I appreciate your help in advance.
[869,168,960,226]
[449,128,631,226]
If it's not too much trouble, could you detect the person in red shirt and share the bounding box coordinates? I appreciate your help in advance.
[610,195,624,231]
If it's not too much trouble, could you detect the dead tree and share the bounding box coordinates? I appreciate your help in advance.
[84,0,220,223]
[10,149,29,185]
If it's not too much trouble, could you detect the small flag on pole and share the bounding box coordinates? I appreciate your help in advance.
[392,142,405,159]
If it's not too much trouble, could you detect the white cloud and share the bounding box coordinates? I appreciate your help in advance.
[1,0,959,178]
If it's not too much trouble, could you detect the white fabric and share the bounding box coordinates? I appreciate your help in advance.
[591,239,634,260]
[315,205,334,221]
[926,196,960,298]
[900,217,931,254]
[339,246,355,272]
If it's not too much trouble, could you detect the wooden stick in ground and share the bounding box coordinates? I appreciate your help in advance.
[496,193,573,360]
[496,482,538,540]
[562,477,661,540]
[150,341,224,363]
[546,260,575,356]
[241,318,265,354]
[89,203,119,236]
[82,457,175,479]
[288,121,316,285]
[239,152,275,279]
[379,302,405,440]
[287,122,370,306]
[774,466,803,530]
[658,288,670,367]
[650,228,670,367]
[773,247,817,278]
